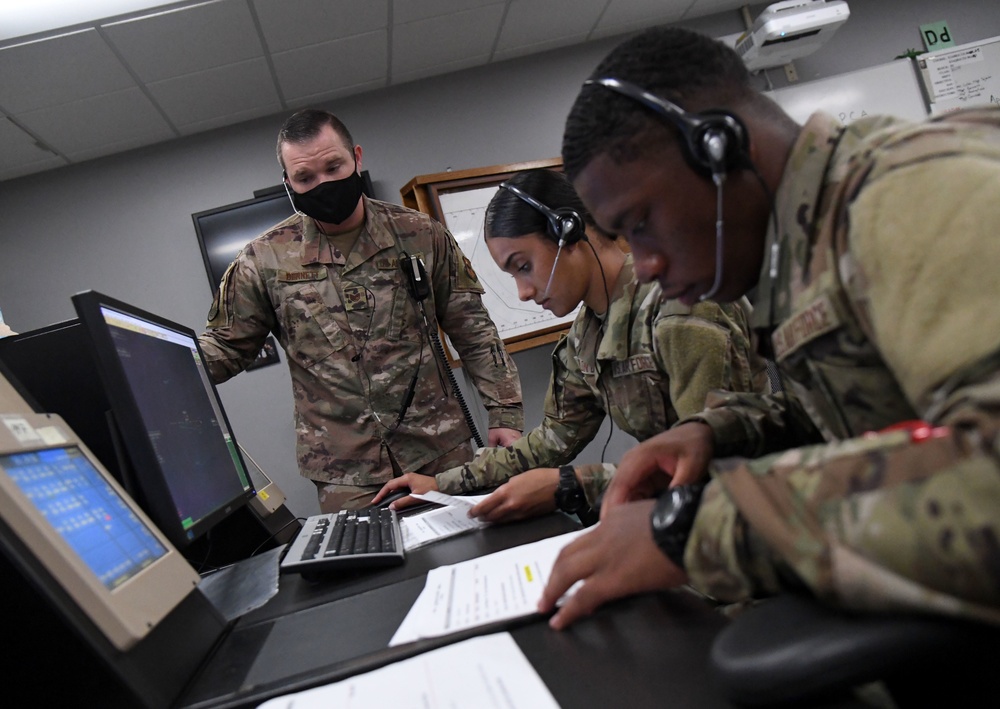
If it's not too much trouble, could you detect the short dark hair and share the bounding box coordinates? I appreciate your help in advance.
[485,169,599,244]
[276,109,355,169]
[562,26,755,181]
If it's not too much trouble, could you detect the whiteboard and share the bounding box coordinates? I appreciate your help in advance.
[918,35,1000,115]
[765,59,928,124]
[438,186,580,345]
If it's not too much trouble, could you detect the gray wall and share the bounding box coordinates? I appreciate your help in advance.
[1,0,997,518]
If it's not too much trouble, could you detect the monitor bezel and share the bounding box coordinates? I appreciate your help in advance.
[71,290,255,549]
[0,411,200,651]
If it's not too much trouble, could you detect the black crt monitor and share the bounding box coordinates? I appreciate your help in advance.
[0,320,129,491]
[192,172,375,295]
[71,290,255,549]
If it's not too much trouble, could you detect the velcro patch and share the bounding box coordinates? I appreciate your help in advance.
[375,257,399,270]
[456,254,483,292]
[772,292,842,360]
[343,285,369,311]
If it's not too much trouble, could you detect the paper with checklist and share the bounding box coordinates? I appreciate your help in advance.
[389,527,589,646]
[399,491,490,551]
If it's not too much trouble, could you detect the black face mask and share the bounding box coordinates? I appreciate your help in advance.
[287,166,364,224]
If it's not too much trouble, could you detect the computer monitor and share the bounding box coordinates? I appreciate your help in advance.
[0,320,129,491]
[0,394,199,651]
[70,290,255,549]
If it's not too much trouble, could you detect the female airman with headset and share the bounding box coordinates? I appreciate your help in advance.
[372,169,767,523]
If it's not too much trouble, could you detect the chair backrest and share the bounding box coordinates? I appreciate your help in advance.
[709,593,1000,707]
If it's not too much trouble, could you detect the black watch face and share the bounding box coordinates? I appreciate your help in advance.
[556,468,585,514]
[654,488,684,529]
[556,485,584,514]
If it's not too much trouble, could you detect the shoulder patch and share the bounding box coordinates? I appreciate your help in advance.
[456,254,482,291]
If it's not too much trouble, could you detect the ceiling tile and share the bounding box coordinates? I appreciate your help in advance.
[0,117,68,180]
[17,88,175,156]
[0,0,753,182]
[67,134,179,164]
[148,57,281,128]
[0,30,135,114]
[254,0,388,54]
[272,30,388,102]
[176,104,281,136]
[594,0,686,37]
[393,55,490,86]
[101,0,264,83]
[493,33,590,63]
[496,0,605,52]
[285,78,387,111]
[393,4,503,76]
[392,0,504,26]
[686,0,748,20]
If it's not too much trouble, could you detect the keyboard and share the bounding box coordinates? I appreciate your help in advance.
[280,508,405,575]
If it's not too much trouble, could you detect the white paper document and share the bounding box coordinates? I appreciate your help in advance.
[400,491,491,551]
[390,528,589,646]
[257,632,560,709]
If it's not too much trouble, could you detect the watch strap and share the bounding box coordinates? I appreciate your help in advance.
[650,481,707,570]
[554,465,587,515]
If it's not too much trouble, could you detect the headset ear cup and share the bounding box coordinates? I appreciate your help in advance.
[691,111,749,175]
[552,208,585,244]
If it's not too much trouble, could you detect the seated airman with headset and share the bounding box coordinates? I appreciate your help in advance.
[537,25,1000,634]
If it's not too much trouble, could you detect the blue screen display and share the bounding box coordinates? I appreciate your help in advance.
[1,446,167,589]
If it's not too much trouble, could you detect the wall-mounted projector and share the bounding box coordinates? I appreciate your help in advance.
[735,0,850,71]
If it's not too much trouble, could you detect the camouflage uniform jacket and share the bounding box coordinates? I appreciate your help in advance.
[198,196,523,486]
[436,254,766,504]
[685,109,1000,625]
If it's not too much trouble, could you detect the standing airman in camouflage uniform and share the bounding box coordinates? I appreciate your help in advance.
[198,110,523,512]
[373,169,767,522]
[539,27,1000,631]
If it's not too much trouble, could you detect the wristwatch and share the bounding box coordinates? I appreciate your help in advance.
[554,465,587,515]
[650,481,708,570]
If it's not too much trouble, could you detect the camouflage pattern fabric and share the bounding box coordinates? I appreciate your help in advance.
[198,196,523,487]
[314,440,472,512]
[685,108,1000,625]
[436,255,768,504]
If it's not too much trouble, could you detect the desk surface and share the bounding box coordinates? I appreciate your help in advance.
[240,510,582,624]
[177,513,866,709]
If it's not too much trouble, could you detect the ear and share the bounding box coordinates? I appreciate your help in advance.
[354,144,363,172]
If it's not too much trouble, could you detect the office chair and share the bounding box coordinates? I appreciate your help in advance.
[709,592,1000,707]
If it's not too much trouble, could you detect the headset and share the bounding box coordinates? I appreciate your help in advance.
[584,77,749,183]
[584,76,753,301]
[498,181,585,246]
[498,181,587,300]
